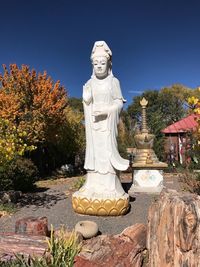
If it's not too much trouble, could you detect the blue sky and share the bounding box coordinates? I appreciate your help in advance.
[0,0,200,106]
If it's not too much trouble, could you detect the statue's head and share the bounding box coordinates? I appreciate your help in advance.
[91,41,112,79]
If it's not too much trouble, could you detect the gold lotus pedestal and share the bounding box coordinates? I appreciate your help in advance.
[72,172,130,216]
[128,98,167,195]
[72,195,129,216]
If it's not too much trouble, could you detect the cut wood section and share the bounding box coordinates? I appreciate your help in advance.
[147,189,200,267]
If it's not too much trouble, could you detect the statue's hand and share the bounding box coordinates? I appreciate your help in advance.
[92,110,108,117]
[92,101,122,118]
[92,108,108,117]
[92,111,107,122]
[83,84,92,104]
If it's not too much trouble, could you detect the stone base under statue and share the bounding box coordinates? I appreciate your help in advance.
[72,172,129,216]
[128,169,164,195]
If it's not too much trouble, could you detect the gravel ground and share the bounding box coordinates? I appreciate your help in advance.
[0,172,182,235]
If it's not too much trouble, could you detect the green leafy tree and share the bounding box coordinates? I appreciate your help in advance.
[117,110,135,158]
[59,106,85,164]
[127,86,187,160]
[68,97,83,113]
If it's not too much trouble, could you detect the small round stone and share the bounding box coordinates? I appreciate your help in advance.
[75,220,98,239]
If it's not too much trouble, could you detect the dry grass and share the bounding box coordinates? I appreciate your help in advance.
[35,175,84,189]
[179,171,200,194]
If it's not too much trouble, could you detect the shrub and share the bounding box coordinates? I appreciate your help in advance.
[72,176,86,190]
[180,170,200,194]
[47,225,82,267]
[0,118,36,168]
[0,157,38,192]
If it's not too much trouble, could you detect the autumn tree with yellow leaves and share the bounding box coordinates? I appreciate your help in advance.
[0,64,68,145]
[181,89,200,169]
[188,91,200,146]
[0,64,84,178]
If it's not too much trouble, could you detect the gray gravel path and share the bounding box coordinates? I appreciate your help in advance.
[0,173,181,235]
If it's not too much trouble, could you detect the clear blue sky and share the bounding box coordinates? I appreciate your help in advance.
[1,0,200,106]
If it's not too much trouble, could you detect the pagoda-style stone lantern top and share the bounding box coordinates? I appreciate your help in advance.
[140,97,148,134]
[132,97,167,169]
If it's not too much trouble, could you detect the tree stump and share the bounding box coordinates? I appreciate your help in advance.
[147,189,200,267]
[15,216,49,236]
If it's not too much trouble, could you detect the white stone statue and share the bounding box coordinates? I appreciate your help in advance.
[72,41,129,216]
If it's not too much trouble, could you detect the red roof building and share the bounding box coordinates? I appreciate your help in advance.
[161,114,199,165]
[161,114,199,134]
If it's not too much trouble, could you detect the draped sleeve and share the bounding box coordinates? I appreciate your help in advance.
[82,79,95,170]
[107,77,129,170]
[111,77,125,101]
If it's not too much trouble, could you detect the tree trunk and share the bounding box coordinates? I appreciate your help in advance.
[147,189,200,267]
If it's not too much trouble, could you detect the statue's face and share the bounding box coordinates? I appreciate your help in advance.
[92,56,109,78]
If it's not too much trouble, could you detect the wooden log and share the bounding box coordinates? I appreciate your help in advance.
[147,189,200,267]
[74,224,147,267]
[0,233,48,262]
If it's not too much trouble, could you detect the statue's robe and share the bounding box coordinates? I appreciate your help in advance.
[83,74,129,174]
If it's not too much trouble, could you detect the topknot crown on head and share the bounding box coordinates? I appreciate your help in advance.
[91,41,112,60]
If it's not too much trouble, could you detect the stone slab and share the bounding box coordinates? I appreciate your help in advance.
[128,186,164,196]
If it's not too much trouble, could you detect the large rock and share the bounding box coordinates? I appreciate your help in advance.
[74,223,147,267]
[147,189,200,267]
